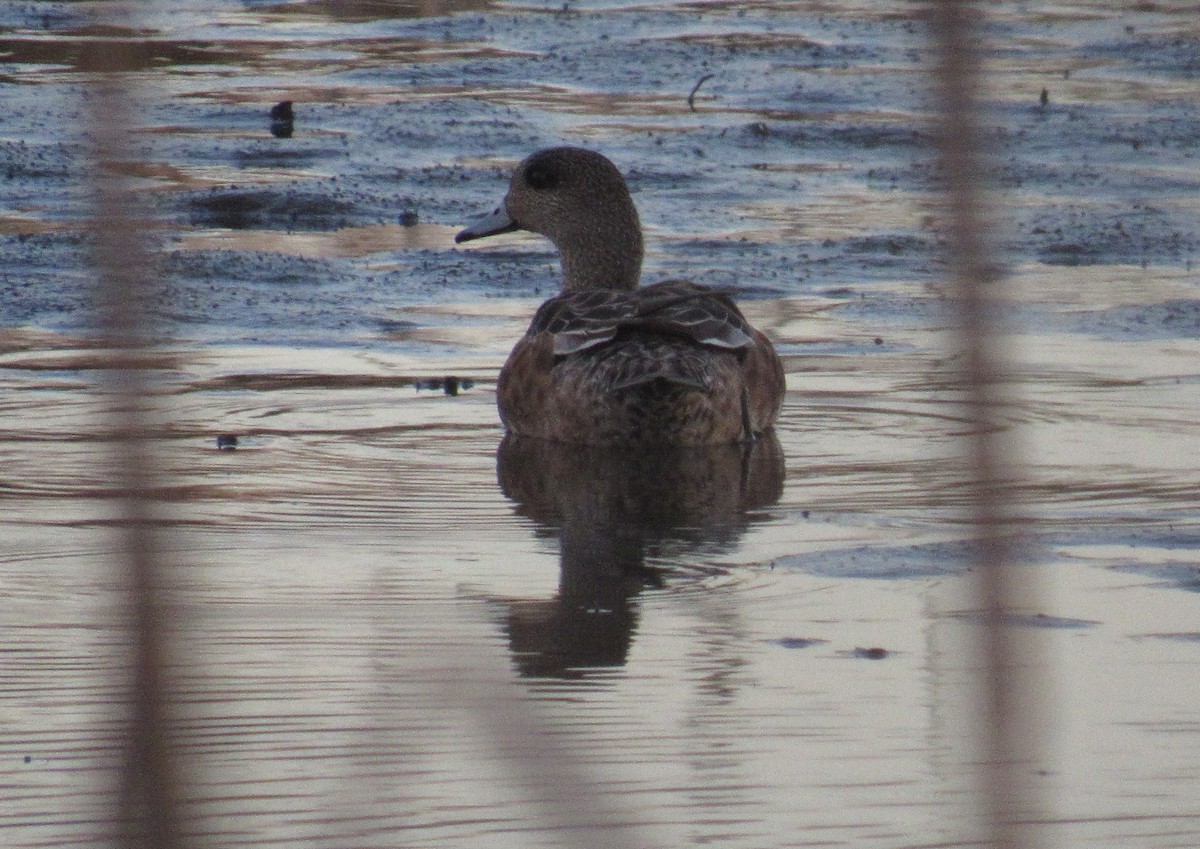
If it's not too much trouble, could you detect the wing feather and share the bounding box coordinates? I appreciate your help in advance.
[529,280,756,357]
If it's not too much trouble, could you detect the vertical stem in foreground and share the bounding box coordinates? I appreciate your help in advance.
[84,18,187,849]
[929,3,1043,848]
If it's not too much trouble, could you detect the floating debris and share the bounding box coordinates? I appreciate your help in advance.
[216,434,239,450]
[774,637,828,650]
[415,376,474,396]
[851,646,889,660]
[687,73,715,111]
[269,100,294,138]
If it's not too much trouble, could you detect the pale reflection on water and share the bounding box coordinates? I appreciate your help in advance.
[3,318,1199,846]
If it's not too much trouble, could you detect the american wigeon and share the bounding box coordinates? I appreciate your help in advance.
[456,146,784,446]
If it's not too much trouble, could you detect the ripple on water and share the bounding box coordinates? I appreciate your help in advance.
[4,0,1200,846]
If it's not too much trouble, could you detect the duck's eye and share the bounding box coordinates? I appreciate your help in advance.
[524,161,560,191]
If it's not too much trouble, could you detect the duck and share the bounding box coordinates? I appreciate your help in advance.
[455,146,784,446]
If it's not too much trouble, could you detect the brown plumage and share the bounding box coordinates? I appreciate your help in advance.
[456,146,785,446]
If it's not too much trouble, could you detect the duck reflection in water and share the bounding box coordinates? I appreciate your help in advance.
[494,434,784,680]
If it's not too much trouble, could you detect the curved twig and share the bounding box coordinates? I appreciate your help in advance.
[687,73,716,111]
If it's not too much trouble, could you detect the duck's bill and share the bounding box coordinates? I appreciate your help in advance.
[455,204,520,243]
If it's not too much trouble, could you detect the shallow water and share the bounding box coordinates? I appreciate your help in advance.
[3,1,1200,847]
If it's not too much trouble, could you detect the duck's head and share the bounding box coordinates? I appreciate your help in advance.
[456,147,644,292]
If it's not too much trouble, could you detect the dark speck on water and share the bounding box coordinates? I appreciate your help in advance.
[775,637,828,650]
[269,100,294,138]
[216,434,239,451]
[852,647,890,660]
[415,377,473,396]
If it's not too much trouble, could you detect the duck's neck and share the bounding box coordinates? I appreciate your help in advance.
[557,219,644,293]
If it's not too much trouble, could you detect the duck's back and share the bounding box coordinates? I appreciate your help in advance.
[498,281,784,446]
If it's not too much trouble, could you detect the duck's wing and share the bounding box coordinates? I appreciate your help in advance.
[528,289,639,356]
[529,280,755,357]
[622,280,755,351]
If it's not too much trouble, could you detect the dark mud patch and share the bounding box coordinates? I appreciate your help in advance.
[1026,203,1199,268]
[1053,527,1200,593]
[1114,560,1200,594]
[0,232,93,328]
[160,248,489,344]
[185,186,363,231]
[1077,298,1200,339]
[946,611,1101,630]
[1089,30,1200,77]
[1140,632,1200,644]
[772,636,829,650]
[770,539,1022,580]
[0,1,1197,350]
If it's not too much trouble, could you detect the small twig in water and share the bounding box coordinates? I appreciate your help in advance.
[687,73,715,111]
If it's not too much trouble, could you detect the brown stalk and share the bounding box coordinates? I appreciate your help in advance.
[83,21,188,849]
[929,3,1044,848]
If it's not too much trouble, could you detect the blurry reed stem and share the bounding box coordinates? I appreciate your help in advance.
[930,3,1040,848]
[84,20,187,849]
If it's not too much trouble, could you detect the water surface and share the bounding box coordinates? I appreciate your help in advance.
[2,1,1200,847]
